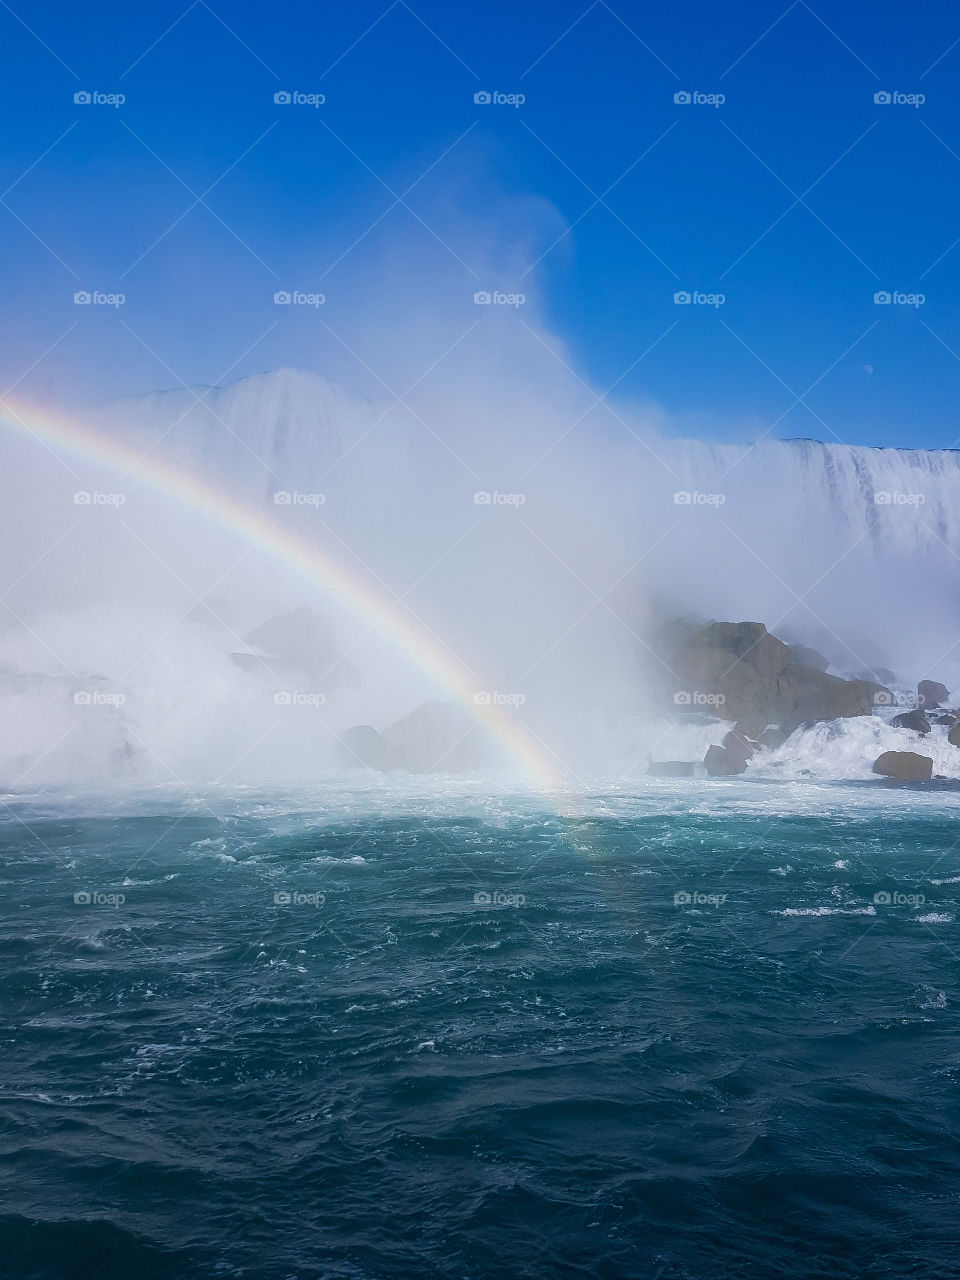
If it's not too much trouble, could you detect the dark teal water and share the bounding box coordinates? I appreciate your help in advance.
[3,782,960,1280]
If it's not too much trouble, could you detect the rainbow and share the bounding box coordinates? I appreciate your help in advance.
[0,397,564,797]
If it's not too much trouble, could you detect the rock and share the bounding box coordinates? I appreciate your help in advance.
[856,667,898,687]
[949,724,960,748]
[381,700,483,773]
[918,680,949,710]
[340,724,389,771]
[723,730,758,762]
[704,744,747,776]
[245,606,352,687]
[872,751,933,781]
[734,716,768,739]
[890,710,931,735]
[757,726,788,750]
[787,644,830,672]
[648,761,698,777]
[776,669,889,730]
[667,619,892,727]
[937,714,957,726]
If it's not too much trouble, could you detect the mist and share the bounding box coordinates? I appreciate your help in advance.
[3,207,959,789]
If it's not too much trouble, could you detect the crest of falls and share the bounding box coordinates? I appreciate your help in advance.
[1,366,959,785]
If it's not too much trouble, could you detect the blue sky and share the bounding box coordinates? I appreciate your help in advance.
[2,0,960,447]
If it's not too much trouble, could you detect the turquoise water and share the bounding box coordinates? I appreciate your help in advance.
[3,780,960,1279]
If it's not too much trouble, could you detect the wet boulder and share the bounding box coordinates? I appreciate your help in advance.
[340,725,388,771]
[648,761,698,778]
[872,751,933,782]
[704,744,747,776]
[890,710,931,736]
[757,726,789,750]
[918,680,949,710]
[722,730,758,762]
[949,723,960,748]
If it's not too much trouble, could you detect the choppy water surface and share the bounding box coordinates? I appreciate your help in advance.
[3,778,960,1279]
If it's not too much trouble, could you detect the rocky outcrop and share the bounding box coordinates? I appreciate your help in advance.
[340,724,388,771]
[873,751,933,781]
[664,620,891,728]
[648,760,698,777]
[788,644,830,672]
[890,710,931,736]
[704,744,747,776]
[918,679,950,709]
[722,729,758,762]
[341,701,483,773]
[949,723,960,749]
